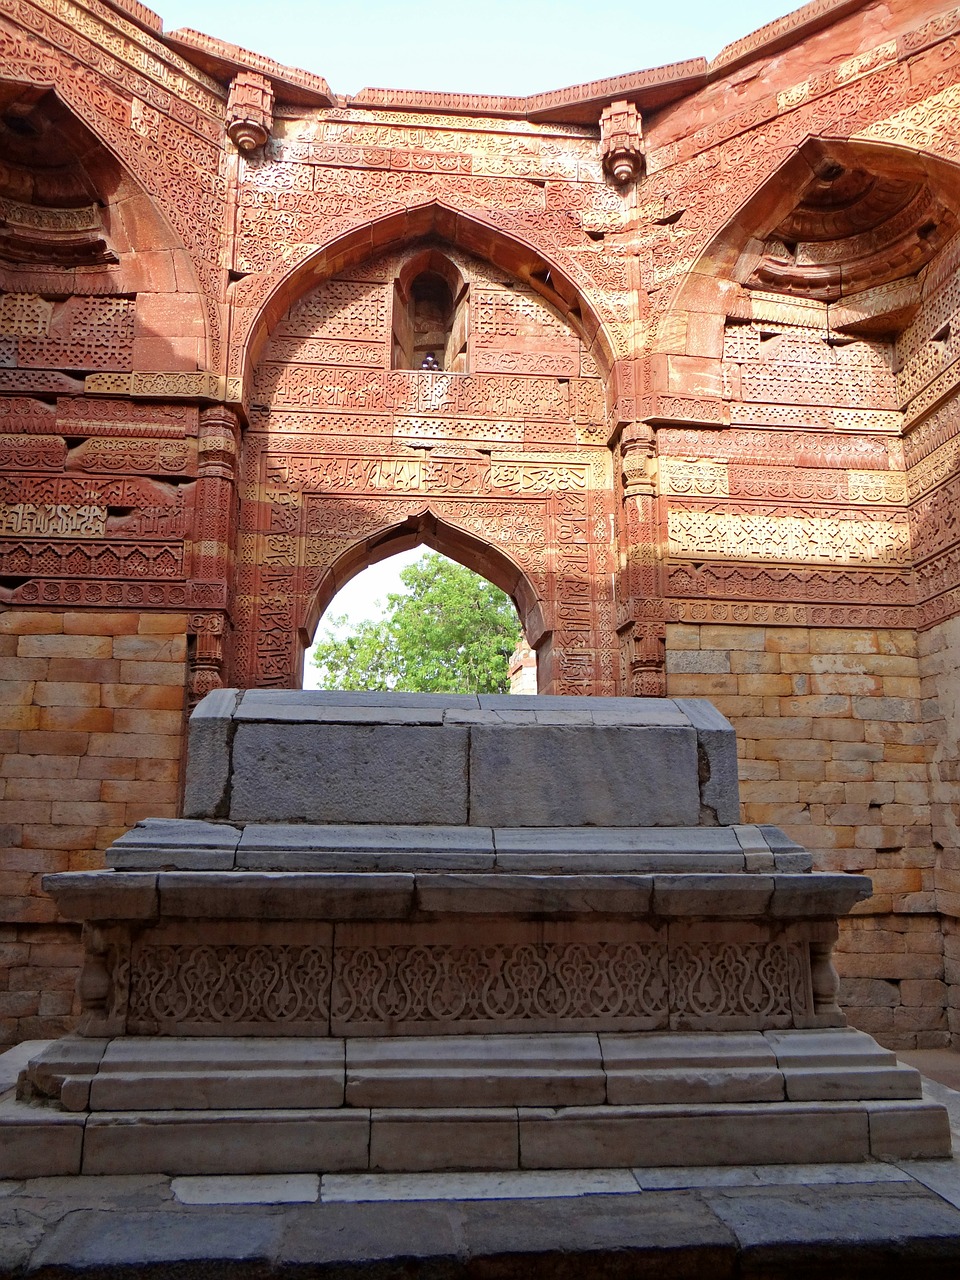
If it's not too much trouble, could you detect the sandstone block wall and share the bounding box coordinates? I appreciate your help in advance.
[0,610,187,1046]
[665,621,949,1049]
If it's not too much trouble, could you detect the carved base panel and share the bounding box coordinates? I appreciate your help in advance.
[101,918,828,1038]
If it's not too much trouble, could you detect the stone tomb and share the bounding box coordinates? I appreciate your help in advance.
[1,691,950,1177]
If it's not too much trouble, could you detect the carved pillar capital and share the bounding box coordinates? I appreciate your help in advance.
[620,421,657,498]
[600,100,644,186]
[198,403,241,480]
[226,71,275,152]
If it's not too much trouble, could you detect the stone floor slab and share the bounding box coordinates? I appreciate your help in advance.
[172,1173,320,1204]
[320,1169,640,1201]
[634,1162,915,1189]
[29,1206,285,1270]
[897,1160,960,1211]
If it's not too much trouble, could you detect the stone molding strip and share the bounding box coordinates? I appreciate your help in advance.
[43,869,870,922]
[104,818,812,874]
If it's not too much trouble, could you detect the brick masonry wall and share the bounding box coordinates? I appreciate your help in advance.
[0,610,188,1046]
[665,622,949,1050]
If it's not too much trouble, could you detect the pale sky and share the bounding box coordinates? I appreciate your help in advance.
[157,0,802,98]
[160,0,801,680]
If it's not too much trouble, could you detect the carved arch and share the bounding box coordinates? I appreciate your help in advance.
[233,198,623,387]
[655,137,960,361]
[0,79,210,370]
[300,510,549,692]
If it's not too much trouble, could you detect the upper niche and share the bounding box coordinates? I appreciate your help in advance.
[0,84,118,270]
[392,250,468,372]
[740,145,958,306]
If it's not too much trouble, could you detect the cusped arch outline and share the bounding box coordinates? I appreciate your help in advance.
[653,135,960,360]
[302,508,549,688]
[232,197,625,386]
[0,76,213,369]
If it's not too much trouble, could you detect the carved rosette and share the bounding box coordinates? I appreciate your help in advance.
[226,72,275,152]
[599,100,644,186]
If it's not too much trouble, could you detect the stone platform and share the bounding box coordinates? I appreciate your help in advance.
[1,692,951,1178]
[1,1049,959,1280]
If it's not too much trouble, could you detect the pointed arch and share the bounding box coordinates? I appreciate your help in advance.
[0,79,210,370]
[234,198,622,387]
[655,136,960,360]
[303,507,548,658]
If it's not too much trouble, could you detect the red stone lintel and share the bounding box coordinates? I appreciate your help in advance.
[640,394,729,430]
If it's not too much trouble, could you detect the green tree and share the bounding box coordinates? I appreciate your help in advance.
[311,552,524,694]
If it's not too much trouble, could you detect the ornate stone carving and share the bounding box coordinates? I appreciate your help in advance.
[599,100,644,185]
[226,72,276,153]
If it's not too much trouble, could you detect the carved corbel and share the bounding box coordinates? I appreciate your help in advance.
[226,71,275,152]
[600,100,644,186]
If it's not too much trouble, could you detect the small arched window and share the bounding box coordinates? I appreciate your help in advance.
[392,250,468,372]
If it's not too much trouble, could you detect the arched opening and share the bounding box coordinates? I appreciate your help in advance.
[304,545,533,694]
[238,225,618,698]
[0,81,208,374]
[237,200,617,389]
[298,513,549,694]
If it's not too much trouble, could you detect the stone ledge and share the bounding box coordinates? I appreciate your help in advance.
[100,820,813,873]
[1,1094,949,1178]
[42,869,871,921]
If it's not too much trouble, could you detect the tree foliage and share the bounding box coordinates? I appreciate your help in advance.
[310,552,524,694]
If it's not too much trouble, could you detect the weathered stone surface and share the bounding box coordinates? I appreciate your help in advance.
[83,1110,372,1175]
[673,698,742,825]
[172,1173,320,1204]
[88,1038,346,1110]
[470,725,701,827]
[370,1107,519,1171]
[237,823,495,871]
[652,874,775,917]
[43,871,158,920]
[108,817,242,870]
[600,1032,783,1105]
[346,1034,605,1107]
[157,871,416,919]
[519,1103,872,1169]
[0,1097,85,1178]
[414,873,654,915]
[182,689,240,820]
[229,722,471,824]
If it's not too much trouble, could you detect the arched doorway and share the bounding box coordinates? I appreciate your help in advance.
[304,543,532,694]
[301,515,540,692]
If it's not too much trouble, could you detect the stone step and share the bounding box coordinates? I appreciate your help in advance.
[0,1094,950,1179]
[22,1028,924,1114]
[105,818,812,874]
